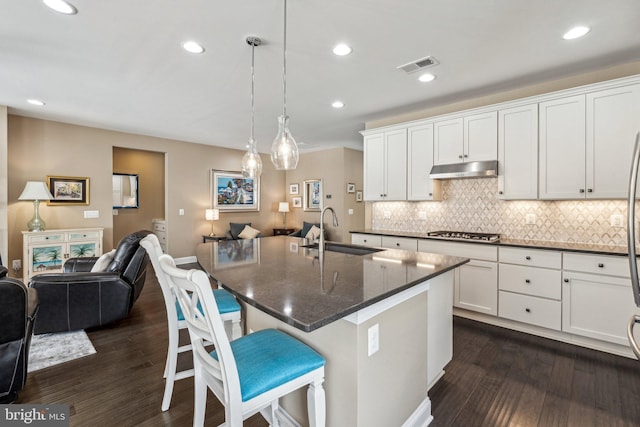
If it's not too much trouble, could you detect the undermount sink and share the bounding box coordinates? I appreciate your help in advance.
[300,242,384,256]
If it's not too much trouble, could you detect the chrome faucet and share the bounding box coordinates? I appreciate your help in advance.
[319,206,338,252]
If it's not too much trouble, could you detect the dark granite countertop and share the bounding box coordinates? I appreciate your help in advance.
[196,236,468,332]
[350,229,633,257]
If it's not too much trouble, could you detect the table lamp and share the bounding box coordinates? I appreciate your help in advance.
[278,202,290,228]
[205,208,219,236]
[19,181,54,232]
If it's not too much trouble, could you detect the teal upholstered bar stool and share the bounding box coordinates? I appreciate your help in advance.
[159,253,326,427]
[140,234,242,412]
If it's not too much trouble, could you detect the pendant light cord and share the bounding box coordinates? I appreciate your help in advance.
[250,41,256,144]
[282,0,287,117]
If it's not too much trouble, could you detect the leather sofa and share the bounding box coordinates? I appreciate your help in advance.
[30,230,151,334]
[0,266,39,403]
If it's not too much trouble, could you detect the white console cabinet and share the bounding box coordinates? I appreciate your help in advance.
[152,218,167,252]
[22,227,103,284]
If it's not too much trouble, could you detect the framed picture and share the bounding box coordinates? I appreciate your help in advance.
[112,173,139,208]
[292,197,302,208]
[347,183,356,193]
[356,190,363,202]
[212,170,260,211]
[303,179,322,212]
[47,176,89,205]
[289,183,299,195]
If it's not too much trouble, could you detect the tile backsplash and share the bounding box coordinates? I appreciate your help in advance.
[371,178,631,247]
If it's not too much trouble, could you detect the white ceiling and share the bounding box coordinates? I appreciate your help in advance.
[2,0,639,154]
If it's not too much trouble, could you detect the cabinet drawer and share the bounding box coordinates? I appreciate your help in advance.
[563,252,630,278]
[68,231,101,240]
[499,291,561,330]
[351,234,382,247]
[418,239,497,262]
[381,236,417,251]
[27,233,64,244]
[498,264,561,300]
[153,222,167,232]
[155,232,167,244]
[499,247,561,269]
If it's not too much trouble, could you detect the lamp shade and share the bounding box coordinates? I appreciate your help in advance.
[19,181,53,201]
[205,208,219,221]
[278,202,290,213]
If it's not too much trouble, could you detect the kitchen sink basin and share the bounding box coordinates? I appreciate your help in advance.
[300,242,384,256]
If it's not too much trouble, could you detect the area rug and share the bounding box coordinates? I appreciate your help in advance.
[28,330,96,373]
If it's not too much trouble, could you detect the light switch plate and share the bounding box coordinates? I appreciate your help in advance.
[610,214,624,228]
[525,213,536,225]
[84,210,99,219]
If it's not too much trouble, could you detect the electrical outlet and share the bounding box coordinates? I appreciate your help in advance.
[418,211,427,220]
[12,260,21,271]
[179,209,185,216]
[525,213,536,225]
[368,324,379,356]
[348,208,354,215]
[383,211,391,219]
[610,214,624,228]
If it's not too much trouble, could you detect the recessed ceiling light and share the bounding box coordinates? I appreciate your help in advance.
[563,26,590,40]
[182,41,205,54]
[27,99,46,106]
[43,0,77,15]
[418,73,436,83]
[332,44,352,56]
[331,101,345,109]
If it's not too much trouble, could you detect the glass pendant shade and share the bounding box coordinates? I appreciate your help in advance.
[270,115,299,170]
[242,139,263,179]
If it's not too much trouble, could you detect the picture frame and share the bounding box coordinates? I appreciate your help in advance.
[47,176,89,205]
[289,183,299,195]
[292,197,302,208]
[347,183,356,193]
[212,170,259,211]
[303,179,322,212]
[112,173,139,208]
[356,190,363,202]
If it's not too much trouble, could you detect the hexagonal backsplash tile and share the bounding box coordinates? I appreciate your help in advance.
[371,178,633,247]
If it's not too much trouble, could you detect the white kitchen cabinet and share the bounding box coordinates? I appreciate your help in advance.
[539,94,586,199]
[363,129,407,201]
[562,252,640,345]
[497,104,538,200]
[381,236,418,251]
[434,111,497,165]
[407,123,442,201]
[22,227,103,284]
[540,83,640,200]
[351,233,382,247]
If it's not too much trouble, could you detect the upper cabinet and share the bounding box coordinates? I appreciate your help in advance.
[539,83,640,199]
[363,129,407,201]
[407,124,442,201]
[498,104,538,200]
[434,111,497,165]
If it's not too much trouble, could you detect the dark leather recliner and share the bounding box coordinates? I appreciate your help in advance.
[0,266,39,403]
[30,230,151,335]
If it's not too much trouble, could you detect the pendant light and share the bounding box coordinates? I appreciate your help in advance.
[241,36,263,179]
[270,0,299,170]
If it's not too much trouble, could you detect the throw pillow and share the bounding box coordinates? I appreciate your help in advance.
[301,221,320,237]
[230,222,251,240]
[238,225,261,239]
[91,249,116,272]
[305,225,322,241]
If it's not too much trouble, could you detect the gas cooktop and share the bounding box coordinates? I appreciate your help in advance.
[427,231,501,243]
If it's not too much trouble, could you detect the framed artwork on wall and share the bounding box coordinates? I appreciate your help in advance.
[211,170,260,211]
[47,176,89,205]
[303,179,322,212]
[356,190,363,202]
[289,183,299,195]
[347,183,356,193]
[292,197,302,208]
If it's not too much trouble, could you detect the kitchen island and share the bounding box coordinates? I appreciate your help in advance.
[196,236,468,426]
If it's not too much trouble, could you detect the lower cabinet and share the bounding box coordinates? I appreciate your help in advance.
[456,260,498,315]
[380,236,418,251]
[499,291,561,330]
[351,233,382,247]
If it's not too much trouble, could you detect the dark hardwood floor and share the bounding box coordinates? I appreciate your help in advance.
[18,266,640,427]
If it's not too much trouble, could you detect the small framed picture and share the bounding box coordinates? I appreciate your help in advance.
[289,183,299,195]
[292,197,302,208]
[47,176,90,205]
[347,183,356,193]
[356,190,363,202]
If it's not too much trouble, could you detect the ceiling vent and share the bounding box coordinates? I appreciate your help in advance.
[397,56,439,74]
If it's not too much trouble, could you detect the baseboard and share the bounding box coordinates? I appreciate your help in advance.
[174,255,197,265]
[402,396,433,427]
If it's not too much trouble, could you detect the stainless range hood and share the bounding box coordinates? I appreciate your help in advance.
[429,160,498,179]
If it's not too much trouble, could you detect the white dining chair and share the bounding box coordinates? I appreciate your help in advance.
[140,234,242,412]
[159,253,326,427]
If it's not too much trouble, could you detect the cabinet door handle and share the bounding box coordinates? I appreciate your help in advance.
[525,279,531,284]
[525,256,531,260]
[458,155,463,159]
[598,263,604,268]
[580,189,585,193]
[564,278,569,283]
[428,193,433,196]
[396,243,400,247]
[525,308,531,313]
[587,188,593,193]
[463,154,468,158]
[498,191,504,195]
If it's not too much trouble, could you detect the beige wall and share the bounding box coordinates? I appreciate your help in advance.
[284,148,364,242]
[113,147,165,244]
[7,115,285,272]
[0,107,7,263]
